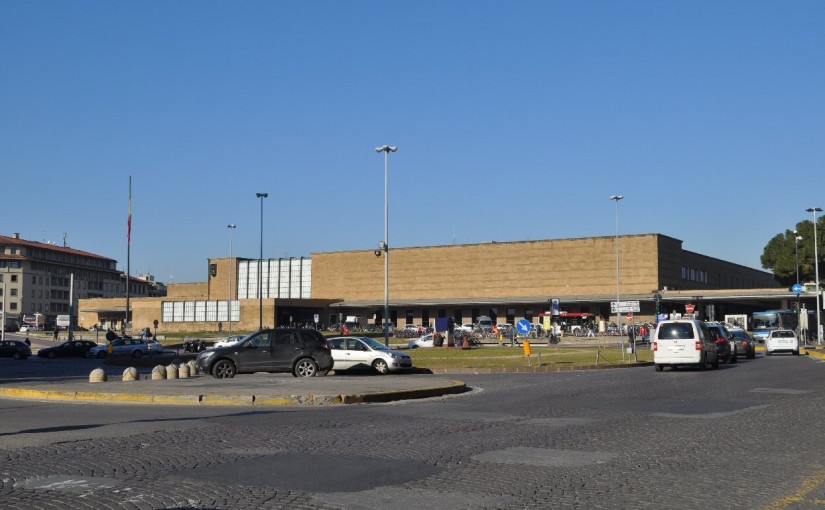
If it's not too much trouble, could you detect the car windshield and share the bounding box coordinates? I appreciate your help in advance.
[361,337,389,350]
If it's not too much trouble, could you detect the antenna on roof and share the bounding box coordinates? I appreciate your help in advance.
[63,233,68,247]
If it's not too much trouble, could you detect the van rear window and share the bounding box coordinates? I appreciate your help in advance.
[658,323,695,340]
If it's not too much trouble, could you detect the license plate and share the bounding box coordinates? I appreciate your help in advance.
[668,345,685,352]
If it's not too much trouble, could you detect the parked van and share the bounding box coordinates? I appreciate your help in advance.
[476,316,494,332]
[653,319,718,371]
[56,315,71,330]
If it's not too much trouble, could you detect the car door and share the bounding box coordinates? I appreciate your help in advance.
[328,338,352,370]
[269,330,301,371]
[345,338,372,369]
[236,330,274,372]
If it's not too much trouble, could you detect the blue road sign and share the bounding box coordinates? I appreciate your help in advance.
[517,319,532,335]
[792,283,804,294]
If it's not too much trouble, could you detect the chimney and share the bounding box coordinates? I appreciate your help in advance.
[13,233,20,239]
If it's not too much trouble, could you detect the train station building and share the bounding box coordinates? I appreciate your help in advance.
[77,233,807,335]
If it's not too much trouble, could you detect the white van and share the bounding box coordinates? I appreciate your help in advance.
[653,319,718,371]
[476,316,494,332]
[56,314,71,330]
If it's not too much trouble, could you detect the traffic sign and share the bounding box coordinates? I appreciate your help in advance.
[685,303,695,314]
[611,300,640,313]
[792,284,804,294]
[517,319,532,335]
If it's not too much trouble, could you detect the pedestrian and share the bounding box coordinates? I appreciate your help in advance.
[53,328,58,342]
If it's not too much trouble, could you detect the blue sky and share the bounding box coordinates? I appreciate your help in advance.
[2,1,823,283]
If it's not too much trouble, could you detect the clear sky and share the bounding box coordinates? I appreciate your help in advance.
[2,1,823,284]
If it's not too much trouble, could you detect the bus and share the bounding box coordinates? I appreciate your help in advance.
[751,310,798,341]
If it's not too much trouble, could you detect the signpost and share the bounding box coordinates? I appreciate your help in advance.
[685,303,695,314]
[611,300,640,313]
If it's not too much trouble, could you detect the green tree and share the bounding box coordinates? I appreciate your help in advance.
[761,218,825,287]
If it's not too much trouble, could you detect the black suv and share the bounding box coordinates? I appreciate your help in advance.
[705,322,737,364]
[197,328,333,378]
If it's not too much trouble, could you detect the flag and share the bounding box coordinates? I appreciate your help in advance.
[128,176,132,245]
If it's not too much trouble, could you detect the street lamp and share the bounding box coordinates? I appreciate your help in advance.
[610,194,624,358]
[806,207,822,345]
[227,224,236,333]
[376,144,397,347]
[256,193,268,330]
[794,230,802,340]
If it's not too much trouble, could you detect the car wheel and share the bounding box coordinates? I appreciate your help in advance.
[793,349,800,355]
[654,364,663,372]
[765,350,772,356]
[373,359,390,375]
[698,352,707,370]
[96,351,107,359]
[212,359,236,378]
[747,349,755,360]
[132,350,143,358]
[711,352,719,370]
[293,358,318,377]
[48,351,57,359]
[315,368,330,377]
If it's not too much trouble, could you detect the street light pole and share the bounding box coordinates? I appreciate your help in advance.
[375,145,397,347]
[807,207,822,345]
[795,230,802,342]
[610,194,624,359]
[227,224,236,334]
[256,193,268,331]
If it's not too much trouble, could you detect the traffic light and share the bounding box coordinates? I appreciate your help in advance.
[654,293,663,315]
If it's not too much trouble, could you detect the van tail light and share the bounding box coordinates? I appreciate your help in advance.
[695,341,702,351]
[653,342,658,352]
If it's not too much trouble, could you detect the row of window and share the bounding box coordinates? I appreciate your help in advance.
[162,301,240,323]
[236,258,312,299]
[682,266,708,284]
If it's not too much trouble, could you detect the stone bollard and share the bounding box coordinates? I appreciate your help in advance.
[89,368,107,383]
[151,365,167,380]
[166,364,178,379]
[178,364,190,379]
[122,367,139,382]
[187,360,199,375]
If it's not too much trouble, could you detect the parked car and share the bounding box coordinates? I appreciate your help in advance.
[705,322,737,364]
[457,323,475,332]
[87,337,154,358]
[0,340,31,359]
[328,336,413,374]
[408,333,435,349]
[728,328,756,359]
[37,340,98,359]
[211,334,247,350]
[765,329,799,356]
[403,324,420,332]
[653,319,718,371]
[196,328,333,378]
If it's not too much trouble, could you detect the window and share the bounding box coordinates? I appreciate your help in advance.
[11,275,18,283]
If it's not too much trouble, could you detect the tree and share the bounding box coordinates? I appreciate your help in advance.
[761,218,825,287]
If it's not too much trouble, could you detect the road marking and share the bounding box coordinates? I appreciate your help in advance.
[764,468,825,510]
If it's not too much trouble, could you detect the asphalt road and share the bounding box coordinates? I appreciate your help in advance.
[1,350,824,509]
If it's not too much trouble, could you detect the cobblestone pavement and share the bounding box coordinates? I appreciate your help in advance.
[1,354,825,509]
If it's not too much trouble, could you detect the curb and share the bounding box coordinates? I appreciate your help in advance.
[0,380,468,407]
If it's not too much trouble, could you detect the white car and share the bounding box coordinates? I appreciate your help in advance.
[765,329,799,356]
[87,337,155,358]
[407,333,435,348]
[328,336,413,374]
[211,334,247,349]
[456,323,475,332]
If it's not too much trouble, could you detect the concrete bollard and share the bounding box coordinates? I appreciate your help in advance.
[178,364,190,378]
[166,364,178,379]
[89,368,107,383]
[122,367,139,382]
[187,360,199,375]
[151,365,167,380]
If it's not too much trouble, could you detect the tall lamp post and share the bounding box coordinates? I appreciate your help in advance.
[794,230,802,341]
[807,207,822,345]
[375,145,397,347]
[610,194,624,358]
[227,224,236,333]
[256,193,268,330]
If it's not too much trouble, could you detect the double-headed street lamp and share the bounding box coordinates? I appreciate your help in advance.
[807,207,822,344]
[227,224,236,333]
[375,145,397,347]
[610,194,624,357]
[256,193,268,330]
